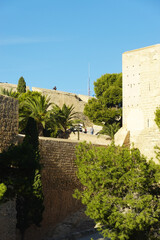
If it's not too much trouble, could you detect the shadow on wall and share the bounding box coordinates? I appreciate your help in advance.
[17,136,83,240]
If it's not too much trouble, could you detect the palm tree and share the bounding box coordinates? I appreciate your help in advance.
[54,104,77,138]
[20,94,53,135]
[0,88,19,98]
[99,122,120,139]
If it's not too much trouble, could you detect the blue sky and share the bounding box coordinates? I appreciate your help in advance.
[0,0,160,95]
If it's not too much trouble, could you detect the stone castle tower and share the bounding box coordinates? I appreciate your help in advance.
[115,44,160,162]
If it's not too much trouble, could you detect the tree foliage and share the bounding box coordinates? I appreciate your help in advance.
[0,88,19,98]
[84,73,122,137]
[0,117,44,240]
[53,104,77,138]
[155,107,160,129]
[19,91,53,135]
[17,76,26,93]
[73,142,160,240]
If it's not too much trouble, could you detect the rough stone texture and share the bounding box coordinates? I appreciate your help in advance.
[0,95,19,240]
[16,136,107,240]
[0,82,29,92]
[0,83,18,92]
[0,200,16,240]
[16,136,86,240]
[115,44,160,161]
[0,95,19,152]
[32,87,92,113]
[32,87,94,127]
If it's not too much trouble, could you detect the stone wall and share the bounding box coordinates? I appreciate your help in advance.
[32,87,91,113]
[17,136,84,240]
[0,95,19,240]
[0,83,30,92]
[0,95,19,152]
[0,93,102,240]
[0,201,16,240]
[115,44,160,161]
[0,83,18,92]
[16,136,107,240]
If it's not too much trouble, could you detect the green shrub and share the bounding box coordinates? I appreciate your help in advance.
[73,142,160,240]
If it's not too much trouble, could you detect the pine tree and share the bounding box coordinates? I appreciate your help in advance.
[73,142,160,240]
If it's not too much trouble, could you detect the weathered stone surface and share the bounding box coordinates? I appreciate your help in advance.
[0,95,19,153]
[16,136,83,240]
[32,87,91,113]
[0,200,16,240]
[115,44,160,161]
[0,95,19,240]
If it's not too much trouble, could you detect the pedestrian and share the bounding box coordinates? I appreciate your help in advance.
[90,127,94,135]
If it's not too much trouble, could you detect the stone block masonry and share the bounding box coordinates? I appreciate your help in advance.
[17,136,107,240]
[115,44,160,161]
[0,95,19,152]
[17,136,84,240]
[0,94,19,240]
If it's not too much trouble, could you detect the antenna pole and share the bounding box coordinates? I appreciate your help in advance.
[88,63,90,96]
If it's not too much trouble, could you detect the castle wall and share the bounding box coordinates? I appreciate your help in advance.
[0,94,96,240]
[123,44,160,133]
[0,83,18,92]
[19,136,82,240]
[0,95,19,152]
[115,44,160,161]
[0,95,19,240]
[0,83,30,92]
[32,87,87,113]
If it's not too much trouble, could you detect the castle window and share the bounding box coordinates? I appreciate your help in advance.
[149,83,150,91]
[130,84,132,88]
[147,119,150,127]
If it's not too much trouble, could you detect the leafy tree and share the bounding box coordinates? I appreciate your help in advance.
[84,73,122,134]
[155,107,160,129]
[17,76,26,93]
[0,117,44,240]
[0,183,7,201]
[16,117,44,240]
[73,142,160,240]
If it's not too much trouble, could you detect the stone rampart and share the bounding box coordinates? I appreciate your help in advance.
[0,92,95,240]
[16,136,86,240]
[0,83,18,92]
[115,44,160,161]
[32,87,88,113]
[0,95,19,240]
[0,95,19,152]
[0,83,29,92]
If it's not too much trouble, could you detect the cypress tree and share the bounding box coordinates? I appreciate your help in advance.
[17,76,26,93]
[16,117,44,240]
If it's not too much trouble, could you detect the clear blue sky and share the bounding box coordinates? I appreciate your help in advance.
[0,0,160,95]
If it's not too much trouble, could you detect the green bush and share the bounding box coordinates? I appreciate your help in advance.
[73,142,160,240]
